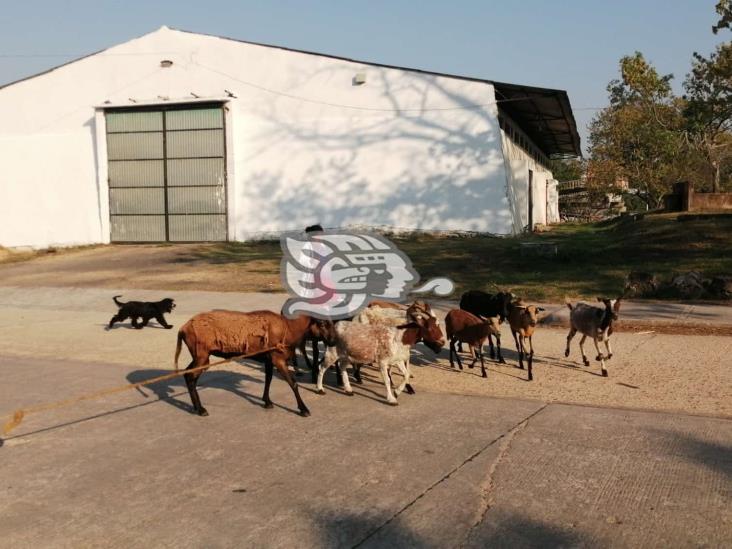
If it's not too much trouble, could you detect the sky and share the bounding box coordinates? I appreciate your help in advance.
[0,0,727,153]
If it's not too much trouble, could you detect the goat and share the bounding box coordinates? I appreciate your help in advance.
[565,297,622,377]
[174,310,334,417]
[445,309,501,378]
[348,300,438,390]
[317,313,444,404]
[458,290,513,362]
[507,302,545,381]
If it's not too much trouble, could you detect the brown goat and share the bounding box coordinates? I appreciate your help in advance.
[174,310,334,417]
[507,302,544,381]
[445,309,501,378]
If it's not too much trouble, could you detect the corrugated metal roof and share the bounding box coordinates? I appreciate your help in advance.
[492,81,582,157]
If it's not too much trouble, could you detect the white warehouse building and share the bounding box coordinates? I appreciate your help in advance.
[0,26,580,248]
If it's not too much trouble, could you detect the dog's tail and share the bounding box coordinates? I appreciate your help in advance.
[174,329,185,371]
[113,295,125,307]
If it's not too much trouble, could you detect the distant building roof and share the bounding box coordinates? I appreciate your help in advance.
[492,82,581,157]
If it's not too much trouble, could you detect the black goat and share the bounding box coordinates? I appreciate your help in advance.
[458,290,514,361]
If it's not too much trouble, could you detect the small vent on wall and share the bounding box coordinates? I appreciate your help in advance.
[352,72,366,86]
[160,59,174,68]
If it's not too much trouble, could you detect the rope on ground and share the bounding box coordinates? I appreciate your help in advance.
[1,344,287,436]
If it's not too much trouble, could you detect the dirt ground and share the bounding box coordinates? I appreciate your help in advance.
[0,287,729,418]
[407,329,732,417]
[0,244,281,292]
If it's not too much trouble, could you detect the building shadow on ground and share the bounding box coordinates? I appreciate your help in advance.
[309,507,586,548]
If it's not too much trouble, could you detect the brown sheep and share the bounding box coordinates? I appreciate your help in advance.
[174,310,334,417]
[507,302,545,381]
[445,309,501,378]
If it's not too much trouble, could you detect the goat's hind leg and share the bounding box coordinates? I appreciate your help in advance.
[495,334,505,363]
[316,347,336,395]
[579,335,590,366]
[527,335,534,381]
[379,362,399,405]
[338,358,354,396]
[262,357,275,408]
[392,360,410,397]
[184,357,210,416]
[512,331,523,370]
[565,328,576,358]
[404,358,415,395]
[449,338,462,370]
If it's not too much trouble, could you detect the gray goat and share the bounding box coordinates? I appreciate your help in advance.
[564,297,622,377]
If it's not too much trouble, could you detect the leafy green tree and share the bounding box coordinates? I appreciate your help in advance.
[588,53,684,209]
[683,43,732,191]
[548,157,585,182]
[713,0,732,33]
[683,4,732,192]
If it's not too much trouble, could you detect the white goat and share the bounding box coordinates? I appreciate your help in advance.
[318,304,444,404]
[317,321,412,405]
[353,302,438,392]
[565,297,622,377]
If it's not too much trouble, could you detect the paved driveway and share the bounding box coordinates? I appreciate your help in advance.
[1,353,730,548]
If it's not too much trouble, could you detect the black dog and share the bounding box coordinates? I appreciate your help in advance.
[108,295,175,330]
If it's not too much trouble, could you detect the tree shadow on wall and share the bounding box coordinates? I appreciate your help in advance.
[240,69,515,235]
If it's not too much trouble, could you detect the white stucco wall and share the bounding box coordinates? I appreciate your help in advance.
[531,171,550,226]
[0,26,514,248]
[499,123,554,232]
[546,179,560,224]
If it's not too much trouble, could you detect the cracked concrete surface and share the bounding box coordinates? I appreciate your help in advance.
[0,287,730,547]
[461,405,546,547]
[2,358,729,548]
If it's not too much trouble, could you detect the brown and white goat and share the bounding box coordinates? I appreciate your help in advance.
[565,297,622,377]
[319,312,444,404]
[349,300,438,390]
[445,309,501,378]
[175,310,334,417]
[507,302,545,381]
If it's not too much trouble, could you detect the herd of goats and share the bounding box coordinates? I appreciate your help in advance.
[171,289,623,418]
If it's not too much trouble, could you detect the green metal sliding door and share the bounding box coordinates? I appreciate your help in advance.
[106,104,227,242]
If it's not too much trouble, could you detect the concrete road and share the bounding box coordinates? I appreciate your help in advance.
[1,354,730,548]
[0,286,730,547]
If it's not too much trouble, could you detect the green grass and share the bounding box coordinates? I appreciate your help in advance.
[13,214,724,301]
[396,213,732,301]
[182,212,731,301]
